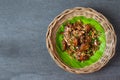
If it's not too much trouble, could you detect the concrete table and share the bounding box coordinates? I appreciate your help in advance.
[0,0,119,80]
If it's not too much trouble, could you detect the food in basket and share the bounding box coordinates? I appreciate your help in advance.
[46,7,116,74]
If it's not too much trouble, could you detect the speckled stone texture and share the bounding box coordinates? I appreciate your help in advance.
[0,0,119,80]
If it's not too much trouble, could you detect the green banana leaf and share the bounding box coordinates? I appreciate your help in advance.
[56,16,106,68]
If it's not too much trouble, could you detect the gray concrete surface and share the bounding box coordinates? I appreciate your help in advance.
[0,0,119,80]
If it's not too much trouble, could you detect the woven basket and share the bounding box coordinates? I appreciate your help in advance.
[46,7,117,74]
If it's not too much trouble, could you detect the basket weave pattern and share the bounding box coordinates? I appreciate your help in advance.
[46,7,117,74]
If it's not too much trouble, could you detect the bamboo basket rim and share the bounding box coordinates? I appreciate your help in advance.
[46,7,117,74]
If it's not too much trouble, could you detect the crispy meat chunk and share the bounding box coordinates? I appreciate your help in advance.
[79,43,90,51]
[62,40,67,51]
[84,24,91,32]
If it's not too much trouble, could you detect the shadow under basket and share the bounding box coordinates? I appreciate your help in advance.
[46,7,117,74]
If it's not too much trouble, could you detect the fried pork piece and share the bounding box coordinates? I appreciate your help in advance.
[63,26,72,45]
[62,20,100,61]
[85,36,92,43]
[79,53,89,61]
[72,38,78,46]
[62,40,67,51]
[79,43,90,52]
[84,24,91,32]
